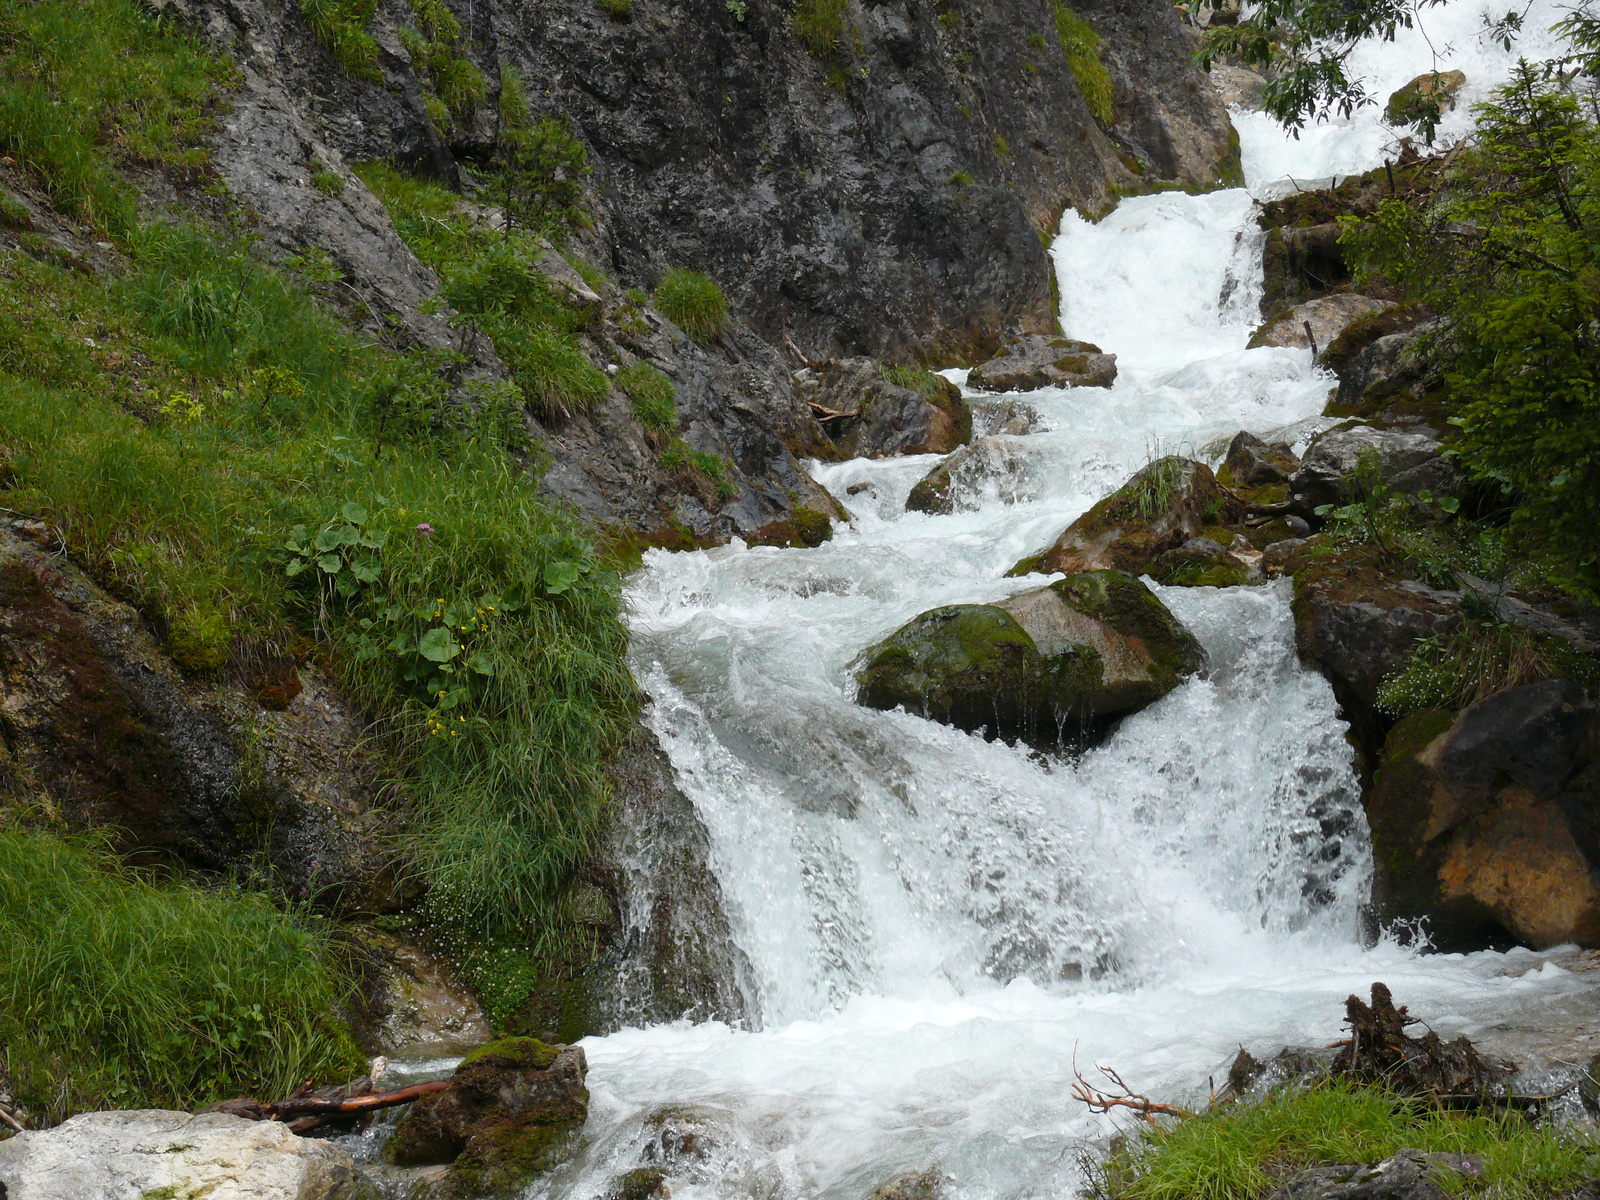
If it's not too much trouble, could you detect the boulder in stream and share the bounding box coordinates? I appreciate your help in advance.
[967,335,1117,392]
[386,1037,589,1196]
[0,1109,374,1200]
[1220,430,1299,488]
[1247,294,1393,353]
[1009,457,1245,578]
[1367,681,1600,951]
[853,570,1203,746]
[1290,422,1463,513]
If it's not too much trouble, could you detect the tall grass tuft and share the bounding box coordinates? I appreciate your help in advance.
[618,362,679,430]
[654,268,728,341]
[1054,4,1113,128]
[0,828,362,1123]
[793,0,853,56]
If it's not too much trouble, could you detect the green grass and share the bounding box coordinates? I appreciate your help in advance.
[0,828,362,1123]
[0,0,233,233]
[1100,1083,1597,1200]
[1054,4,1113,128]
[793,0,852,56]
[654,267,728,341]
[883,363,949,399]
[299,0,382,81]
[618,361,679,431]
[661,438,738,500]
[356,163,612,421]
[1377,621,1600,717]
[596,0,634,18]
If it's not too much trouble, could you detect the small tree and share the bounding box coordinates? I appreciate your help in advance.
[498,116,589,237]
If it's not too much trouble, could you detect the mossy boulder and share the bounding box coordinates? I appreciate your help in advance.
[1012,457,1245,578]
[853,570,1203,746]
[967,334,1116,392]
[1246,294,1391,351]
[904,437,1017,516]
[1367,682,1600,951]
[1386,69,1466,127]
[386,1037,588,1197]
[1219,430,1298,487]
[1148,537,1251,588]
[746,506,834,548]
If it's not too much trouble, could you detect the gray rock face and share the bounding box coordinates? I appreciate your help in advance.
[790,358,972,459]
[905,436,1030,515]
[1291,423,1462,511]
[1328,316,1444,416]
[0,528,400,913]
[1248,294,1393,352]
[1269,1150,1468,1200]
[853,570,1203,747]
[0,1110,373,1200]
[967,335,1117,392]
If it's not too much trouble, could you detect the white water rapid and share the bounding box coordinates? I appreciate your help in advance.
[542,9,1593,1197]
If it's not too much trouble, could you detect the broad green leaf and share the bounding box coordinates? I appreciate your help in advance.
[543,559,581,595]
[318,554,343,574]
[342,502,369,525]
[469,652,496,676]
[418,627,460,663]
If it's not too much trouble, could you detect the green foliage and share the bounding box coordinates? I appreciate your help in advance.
[1096,1082,1596,1200]
[882,363,948,398]
[1376,622,1600,717]
[310,168,345,196]
[949,170,975,186]
[618,361,679,431]
[793,0,853,56]
[299,0,381,81]
[661,439,738,500]
[654,267,728,340]
[0,0,232,233]
[1054,4,1113,128]
[596,0,633,18]
[0,828,361,1123]
[1341,69,1600,589]
[400,0,486,121]
[498,116,590,238]
[499,64,531,130]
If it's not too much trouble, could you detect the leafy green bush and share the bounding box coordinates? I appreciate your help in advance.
[618,361,679,431]
[299,0,382,81]
[499,116,590,238]
[0,828,362,1123]
[1054,4,1112,128]
[654,268,728,340]
[793,0,853,56]
[1096,1082,1596,1200]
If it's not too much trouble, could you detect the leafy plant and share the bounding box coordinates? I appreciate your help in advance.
[498,116,590,238]
[654,267,728,340]
[793,0,853,56]
[400,0,486,121]
[1376,622,1599,717]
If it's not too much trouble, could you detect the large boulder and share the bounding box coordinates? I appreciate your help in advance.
[1011,458,1245,577]
[797,358,972,459]
[1366,681,1600,951]
[1248,295,1393,352]
[905,437,1029,516]
[1220,430,1299,487]
[0,1109,374,1200]
[967,335,1117,393]
[1386,69,1467,127]
[1290,423,1463,513]
[387,1037,588,1197]
[853,570,1203,746]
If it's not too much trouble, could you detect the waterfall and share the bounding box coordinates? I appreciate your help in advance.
[534,6,1591,1196]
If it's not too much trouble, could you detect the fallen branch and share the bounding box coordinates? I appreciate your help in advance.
[269,1079,449,1121]
[806,400,860,424]
[0,1104,25,1133]
[1071,1056,1195,1127]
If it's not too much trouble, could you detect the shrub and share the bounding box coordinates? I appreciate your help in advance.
[1376,622,1600,717]
[793,0,852,56]
[498,64,530,130]
[499,116,590,238]
[299,0,382,81]
[618,362,678,431]
[0,828,362,1122]
[654,268,727,340]
[1054,4,1112,127]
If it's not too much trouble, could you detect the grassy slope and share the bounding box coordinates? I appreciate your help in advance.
[0,0,634,1117]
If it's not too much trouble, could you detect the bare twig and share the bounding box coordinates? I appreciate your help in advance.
[0,1104,25,1133]
[1070,1053,1195,1127]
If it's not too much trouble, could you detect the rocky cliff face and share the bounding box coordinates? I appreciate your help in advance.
[173,0,1236,537]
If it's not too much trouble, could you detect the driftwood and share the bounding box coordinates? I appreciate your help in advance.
[202,1075,450,1134]
[1070,1056,1195,1126]
[1329,982,1498,1103]
[806,400,860,425]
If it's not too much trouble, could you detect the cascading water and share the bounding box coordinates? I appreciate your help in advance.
[535,8,1594,1197]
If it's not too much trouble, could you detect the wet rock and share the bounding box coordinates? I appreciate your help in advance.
[905,437,1029,516]
[1290,423,1463,513]
[853,570,1203,747]
[1291,550,1462,734]
[604,1166,671,1200]
[1386,70,1467,127]
[1262,536,1310,576]
[1367,682,1600,950]
[975,395,1044,437]
[1324,311,1445,423]
[1221,430,1299,487]
[1149,537,1252,588]
[871,1170,948,1200]
[967,335,1117,393]
[1259,223,1350,318]
[0,528,400,912]
[1014,457,1245,577]
[387,1038,588,1197]
[747,507,836,548]
[1248,295,1393,352]
[840,382,972,460]
[1269,1153,1451,1200]
[361,933,492,1057]
[0,1110,375,1200]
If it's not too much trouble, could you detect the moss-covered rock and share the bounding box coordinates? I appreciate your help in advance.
[386,1037,589,1197]
[967,335,1116,392]
[853,571,1202,746]
[1386,69,1466,127]
[1013,457,1245,578]
[1148,538,1251,588]
[747,507,834,548]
